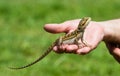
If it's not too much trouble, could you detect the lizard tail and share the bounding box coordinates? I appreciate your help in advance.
[9,43,56,70]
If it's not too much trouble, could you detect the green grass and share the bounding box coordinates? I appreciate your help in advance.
[0,0,120,76]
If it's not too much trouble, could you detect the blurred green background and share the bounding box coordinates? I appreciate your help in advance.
[0,0,120,76]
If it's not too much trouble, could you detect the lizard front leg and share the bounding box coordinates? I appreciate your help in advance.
[74,32,90,49]
[74,33,85,49]
[81,32,90,47]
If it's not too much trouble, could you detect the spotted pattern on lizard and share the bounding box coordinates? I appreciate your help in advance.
[9,17,91,69]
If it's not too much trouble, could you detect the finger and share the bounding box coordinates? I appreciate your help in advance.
[66,45,78,51]
[53,46,58,51]
[113,48,120,57]
[53,44,78,53]
[65,45,78,53]
[76,47,91,55]
[53,44,68,53]
[44,23,70,33]
[105,42,120,63]
[105,42,119,55]
[110,48,120,63]
[44,20,80,34]
[57,44,68,51]
[53,47,64,54]
[53,46,64,53]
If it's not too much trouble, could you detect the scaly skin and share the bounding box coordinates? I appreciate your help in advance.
[9,17,91,70]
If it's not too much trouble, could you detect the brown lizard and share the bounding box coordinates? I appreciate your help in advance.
[9,17,91,69]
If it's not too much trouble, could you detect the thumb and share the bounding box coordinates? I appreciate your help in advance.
[44,23,70,34]
[44,20,80,34]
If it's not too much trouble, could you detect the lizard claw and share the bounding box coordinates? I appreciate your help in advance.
[81,39,92,48]
[77,38,91,49]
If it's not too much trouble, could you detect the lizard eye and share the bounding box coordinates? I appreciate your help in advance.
[77,18,89,30]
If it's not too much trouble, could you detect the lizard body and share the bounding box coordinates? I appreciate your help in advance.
[9,17,91,69]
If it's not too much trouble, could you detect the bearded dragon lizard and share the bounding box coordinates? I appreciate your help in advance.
[9,17,91,69]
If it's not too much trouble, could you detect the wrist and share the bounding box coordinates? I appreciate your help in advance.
[99,19,120,43]
[99,21,113,42]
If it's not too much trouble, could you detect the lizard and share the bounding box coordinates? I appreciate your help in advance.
[9,17,91,70]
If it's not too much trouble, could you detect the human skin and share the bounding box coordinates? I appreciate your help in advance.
[44,18,120,63]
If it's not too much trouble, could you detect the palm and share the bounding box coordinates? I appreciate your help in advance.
[44,19,104,54]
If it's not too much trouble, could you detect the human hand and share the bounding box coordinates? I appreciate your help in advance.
[105,42,120,63]
[44,19,104,55]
